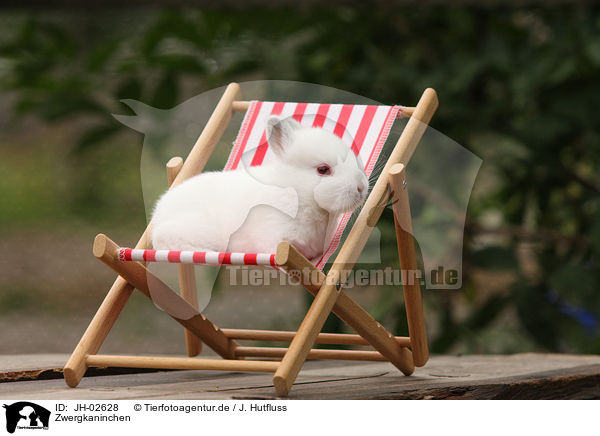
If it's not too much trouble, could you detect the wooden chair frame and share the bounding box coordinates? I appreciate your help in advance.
[64,83,438,396]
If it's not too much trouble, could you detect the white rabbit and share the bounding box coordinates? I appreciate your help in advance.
[151,116,368,260]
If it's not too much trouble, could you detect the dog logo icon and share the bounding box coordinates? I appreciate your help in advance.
[3,402,50,433]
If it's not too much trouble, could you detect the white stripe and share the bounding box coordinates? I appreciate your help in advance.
[366,106,398,176]
[279,102,300,122]
[229,253,245,264]
[321,104,341,134]
[256,254,272,265]
[179,251,194,264]
[155,250,170,262]
[204,252,220,264]
[131,250,145,262]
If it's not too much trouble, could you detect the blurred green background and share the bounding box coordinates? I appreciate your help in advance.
[0,3,598,357]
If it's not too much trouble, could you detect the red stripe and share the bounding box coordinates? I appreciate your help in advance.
[231,101,263,170]
[250,102,286,167]
[143,250,156,262]
[271,102,285,115]
[244,253,258,265]
[350,105,377,155]
[312,104,330,128]
[193,251,206,263]
[221,252,232,264]
[293,102,308,122]
[270,254,277,267]
[333,105,353,139]
[123,248,133,261]
[167,251,181,263]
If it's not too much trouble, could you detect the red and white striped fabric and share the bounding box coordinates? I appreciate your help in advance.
[119,100,404,270]
[119,248,277,267]
[226,101,404,172]
[227,100,403,269]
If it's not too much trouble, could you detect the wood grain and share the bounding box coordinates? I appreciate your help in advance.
[389,163,429,367]
[86,355,279,373]
[7,354,600,400]
[222,328,410,347]
[166,155,202,357]
[235,347,388,361]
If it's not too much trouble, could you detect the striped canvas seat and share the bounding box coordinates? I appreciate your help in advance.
[119,100,406,269]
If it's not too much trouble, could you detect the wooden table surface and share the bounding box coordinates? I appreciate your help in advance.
[1,353,599,400]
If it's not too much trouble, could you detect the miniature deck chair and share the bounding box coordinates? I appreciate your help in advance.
[64,83,438,396]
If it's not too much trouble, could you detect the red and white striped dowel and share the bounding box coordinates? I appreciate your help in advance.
[118,248,278,267]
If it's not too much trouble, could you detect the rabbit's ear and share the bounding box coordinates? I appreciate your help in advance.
[266,116,301,157]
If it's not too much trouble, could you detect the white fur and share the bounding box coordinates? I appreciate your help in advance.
[151,116,368,260]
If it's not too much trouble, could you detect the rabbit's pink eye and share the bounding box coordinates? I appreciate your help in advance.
[317,165,332,176]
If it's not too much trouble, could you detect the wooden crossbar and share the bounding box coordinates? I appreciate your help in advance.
[234,347,388,361]
[222,328,411,347]
[231,100,416,117]
[86,355,279,372]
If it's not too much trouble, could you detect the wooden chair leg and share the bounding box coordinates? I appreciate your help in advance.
[167,156,202,357]
[273,279,341,396]
[63,276,134,387]
[389,163,429,366]
[275,243,415,395]
[178,265,202,356]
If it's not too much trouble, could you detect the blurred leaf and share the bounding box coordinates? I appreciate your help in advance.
[471,246,519,270]
[75,123,120,154]
[37,95,104,121]
[151,71,178,109]
[117,77,143,101]
[88,39,120,71]
[550,264,597,307]
[148,54,206,73]
[515,282,560,351]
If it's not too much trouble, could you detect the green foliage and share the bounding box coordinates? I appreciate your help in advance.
[1,4,599,353]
